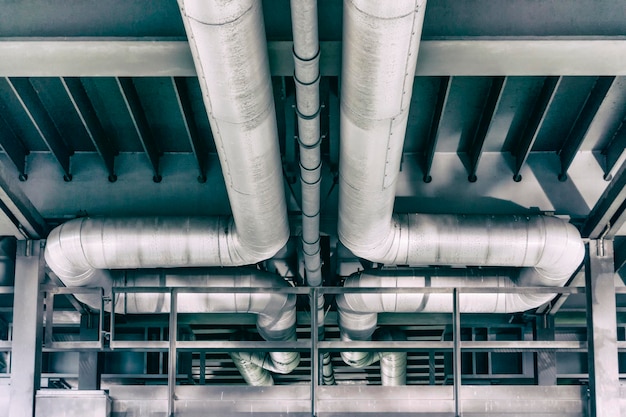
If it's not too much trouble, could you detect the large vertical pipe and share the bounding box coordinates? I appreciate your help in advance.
[179,0,289,261]
[338,0,427,262]
[336,0,427,386]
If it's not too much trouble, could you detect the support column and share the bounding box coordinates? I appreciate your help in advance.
[9,240,45,417]
[535,315,557,386]
[586,239,620,417]
[78,314,101,390]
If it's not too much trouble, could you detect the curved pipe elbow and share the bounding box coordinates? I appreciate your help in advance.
[233,351,300,375]
[230,352,274,386]
[44,217,289,297]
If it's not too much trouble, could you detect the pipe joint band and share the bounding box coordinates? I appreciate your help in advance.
[294,69,321,87]
[293,46,321,64]
[297,135,322,150]
[302,210,321,219]
[302,236,321,248]
[300,160,322,173]
[295,104,321,121]
[300,174,322,187]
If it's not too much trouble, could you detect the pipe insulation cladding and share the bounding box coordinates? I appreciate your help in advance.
[118,269,299,383]
[45,0,295,385]
[336,0,585,385]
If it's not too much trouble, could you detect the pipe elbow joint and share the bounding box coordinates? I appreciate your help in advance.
[44,219,94,285]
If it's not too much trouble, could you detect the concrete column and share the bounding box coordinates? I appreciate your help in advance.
[586,239,620,417]
[9,240,45,417]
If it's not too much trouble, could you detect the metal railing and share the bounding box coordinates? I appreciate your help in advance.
[4,283,601,416]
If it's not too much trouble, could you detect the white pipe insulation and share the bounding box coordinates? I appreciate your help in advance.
[45,0,295,385]
[177,0,289,262]
[336,0,429,386]
[338,0,427,263]
[291,0,322,288]
[336,263,583,385]
[337,0,585,385]
[118,269,299,385]
[290,0,335,385]
[45,0,289,309]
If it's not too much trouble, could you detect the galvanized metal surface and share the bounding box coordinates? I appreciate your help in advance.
[103,384,596,416]
[8,241,45,417]
[34,390,111,417]
[3,39,626,77]
[586,240,621,417]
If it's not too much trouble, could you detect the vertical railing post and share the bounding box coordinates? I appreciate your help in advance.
[168,288,178,417]
[535,315,557,386]
[311,287,319,417]
[453,288,461,417]
[586,239,620,417]
[78,312,101,390]
[9,240,45,417]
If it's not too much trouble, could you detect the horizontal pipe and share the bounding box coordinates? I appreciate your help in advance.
[46,217,265,279]
[119,268,300,379]
[335,265,583,377]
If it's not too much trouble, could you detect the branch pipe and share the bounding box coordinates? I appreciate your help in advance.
[291,0,335,385]
[46,0,292,384]
[291,0,323,287]
[179,0,289,261]
[336,0,585,384]
[119,269,299,383]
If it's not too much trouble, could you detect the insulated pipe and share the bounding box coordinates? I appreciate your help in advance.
[337,1,584,281]
[119,269,299,381]
[291,0,323,287]
[338,327,407,386]
[231,353,274,386]
[291,0,335,385]
[336,263,584,384]
[46,0,293,385]
[46,0,289,284]
[46,0,289,296]
[338,0,426,262]
[337,0,585,275]
[336,4,585,386]
[336,0,585,386]
[178,0,289,260]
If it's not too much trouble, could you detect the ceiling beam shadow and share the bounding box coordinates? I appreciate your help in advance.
[116,77,162,183]
[61,77,118,182]
[421,76,451,183]
[0,112,28,181]
[171,77,209,183]
[512,76,561,182]
[464,76,506,183]
[0,78,72,181]
[558,76,616,182]
[602,116,626,182]
[582,159,626,239]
